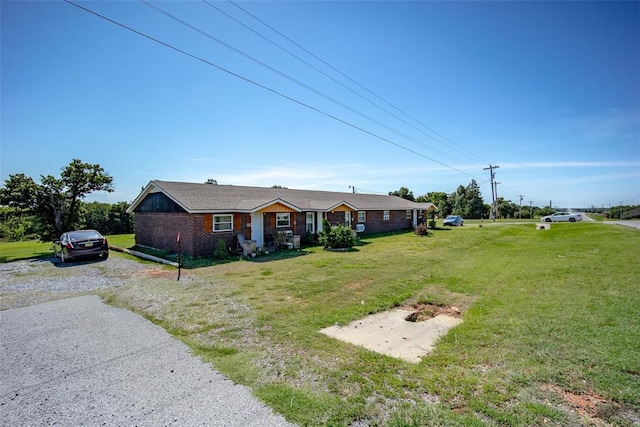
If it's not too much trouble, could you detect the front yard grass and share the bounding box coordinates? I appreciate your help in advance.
[57,224,640,425]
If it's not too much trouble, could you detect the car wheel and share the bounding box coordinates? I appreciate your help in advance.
[545,218,552,222]
[569,217,576,222]
[102,252,109,260]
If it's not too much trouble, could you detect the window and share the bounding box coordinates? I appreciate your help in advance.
[406,210,412,219]
[345,211,352,226]
[306,212,315,233]
[358,211,366,222]
[276,213,290,227]
[383,210,390,221]
[213,214,233,232]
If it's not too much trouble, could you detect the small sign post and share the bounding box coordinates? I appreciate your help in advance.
[176,232,181,281]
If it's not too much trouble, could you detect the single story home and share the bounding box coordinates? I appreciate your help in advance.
[127,180,436,257]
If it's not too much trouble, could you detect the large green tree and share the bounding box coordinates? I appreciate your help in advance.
[464,179,486,219]
[389,186,415,201]
[1,159,114,240]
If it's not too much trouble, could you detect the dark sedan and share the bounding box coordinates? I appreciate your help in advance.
[56,230,109,263]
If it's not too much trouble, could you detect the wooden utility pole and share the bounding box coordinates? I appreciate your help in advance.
[483,165,499,221]
[518,195,525,219]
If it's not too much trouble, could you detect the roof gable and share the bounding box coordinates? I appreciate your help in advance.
[127,180,436,214]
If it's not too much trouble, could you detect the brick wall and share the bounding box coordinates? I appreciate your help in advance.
[135,212,191,253]
[135,212,237,258]
[135,210,414,257]
[359,210,413,233]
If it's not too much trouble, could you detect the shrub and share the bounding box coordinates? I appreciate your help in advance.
[318,219,355,249]
[301,231,318,246]
[213,239,229,260]
[414,223,430,236]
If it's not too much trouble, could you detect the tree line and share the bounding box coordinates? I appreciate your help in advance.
[3,160,638,241]
[0,159,133,241]
[389,180,640,220]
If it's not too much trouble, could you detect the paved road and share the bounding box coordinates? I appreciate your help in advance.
[0,295,294,427]
[607,220,640,230]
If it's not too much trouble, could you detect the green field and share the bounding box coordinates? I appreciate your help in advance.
[3,225,639,426]
[0,234,135,263]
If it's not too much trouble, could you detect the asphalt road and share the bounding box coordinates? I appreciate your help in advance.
[0,295,294,427]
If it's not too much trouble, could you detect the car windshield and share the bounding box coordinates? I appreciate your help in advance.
[68,230,103,241]
[445,216,458,219]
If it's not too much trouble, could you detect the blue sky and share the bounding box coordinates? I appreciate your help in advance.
[2,1,639,209]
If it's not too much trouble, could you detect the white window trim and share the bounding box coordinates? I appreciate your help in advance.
[358,211,366,222]
[306,212,315,233]
[213,214,233,232]
[406,210,411,219]
[276,212,290,228]
[383,210,390,221]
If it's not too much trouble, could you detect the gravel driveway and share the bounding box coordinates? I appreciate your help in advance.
[0,255,153,310]
[0,257,294,426]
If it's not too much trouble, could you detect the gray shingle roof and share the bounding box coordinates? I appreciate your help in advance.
[129,180,435,213]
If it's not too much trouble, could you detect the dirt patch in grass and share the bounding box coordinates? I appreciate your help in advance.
[401,302,462,322]
[540,383,618,424]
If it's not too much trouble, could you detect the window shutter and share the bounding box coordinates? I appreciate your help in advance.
[204,214,213,232]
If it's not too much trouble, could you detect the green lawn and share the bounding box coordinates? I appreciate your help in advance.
[0,234,135,263]
[3,226,638,425]
[94,223,640,426]
[0,239,55,263]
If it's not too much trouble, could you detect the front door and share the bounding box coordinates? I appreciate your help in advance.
[345,211,352,227]
[251,213,264,247]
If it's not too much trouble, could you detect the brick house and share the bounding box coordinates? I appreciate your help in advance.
[127,180,436,257]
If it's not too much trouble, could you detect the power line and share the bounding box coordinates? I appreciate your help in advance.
[226,0,489,166]
[141,0,482,173]
[64,0,476,178]
[212,0,487,166]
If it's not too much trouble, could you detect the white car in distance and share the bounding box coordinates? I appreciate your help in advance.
[540,212,583,223]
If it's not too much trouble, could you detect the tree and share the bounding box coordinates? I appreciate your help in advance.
[389,186,415,201]
[418,192,451,216]
[1,159,114,240]
[0,173,39,210]
[464,179,486,219]
[0,174,39,239]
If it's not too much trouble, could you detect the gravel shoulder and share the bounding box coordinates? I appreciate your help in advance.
[0,295,293,426]
[0,256,294,426]
[0,255,155,310]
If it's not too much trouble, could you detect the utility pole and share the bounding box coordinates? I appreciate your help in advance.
[529,201,534,219]
[620,202,623,220]
[494,182,501,219]
[518,194,525,219]
[483,165,499,221]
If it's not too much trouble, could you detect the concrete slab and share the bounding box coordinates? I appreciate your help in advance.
[320,309,462,363]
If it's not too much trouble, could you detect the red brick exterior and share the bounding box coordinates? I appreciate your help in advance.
[325,210,412,233]
[135,209,414,257]
[135,212,237,258]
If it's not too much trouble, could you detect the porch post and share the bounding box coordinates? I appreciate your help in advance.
[317,211,324,233]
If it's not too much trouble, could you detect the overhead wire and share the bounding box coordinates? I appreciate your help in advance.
[207,0,486,166]
[226,0,490,166]
[140,0,481,173]
[63,0,477,178]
